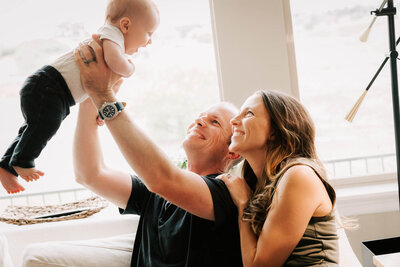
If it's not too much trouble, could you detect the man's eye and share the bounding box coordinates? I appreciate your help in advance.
[213,120,220,125]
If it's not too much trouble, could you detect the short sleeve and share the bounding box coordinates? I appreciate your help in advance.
[97,24,125,51]
[202,176,238,229]
[119,175,151,215]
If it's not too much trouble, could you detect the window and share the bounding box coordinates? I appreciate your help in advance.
[290,0,399,178]
[0,0,219,194]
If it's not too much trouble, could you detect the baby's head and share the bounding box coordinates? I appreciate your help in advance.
[105,0,160,55]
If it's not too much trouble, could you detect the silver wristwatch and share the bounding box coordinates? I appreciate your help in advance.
[98,102,126,121]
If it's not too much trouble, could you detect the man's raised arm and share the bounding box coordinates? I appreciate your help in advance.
[74,37,216,220]
[73,97,132,209]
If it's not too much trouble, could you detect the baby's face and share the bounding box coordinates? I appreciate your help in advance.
[124,8,159,55]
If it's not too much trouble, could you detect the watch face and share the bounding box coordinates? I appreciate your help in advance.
[103,105,116,118]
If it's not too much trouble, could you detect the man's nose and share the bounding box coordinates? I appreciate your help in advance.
[195,117,206,127]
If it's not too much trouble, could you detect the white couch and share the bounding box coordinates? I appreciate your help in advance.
[1,206,361,267]
[0,206,139,267]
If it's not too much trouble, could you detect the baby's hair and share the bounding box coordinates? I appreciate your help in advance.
[105,0,156,24]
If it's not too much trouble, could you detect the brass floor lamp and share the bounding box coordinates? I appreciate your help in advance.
[346,0,400,207]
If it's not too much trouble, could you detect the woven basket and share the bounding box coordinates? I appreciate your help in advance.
[0,196,108,226]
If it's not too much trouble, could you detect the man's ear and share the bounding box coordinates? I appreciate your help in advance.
[228,151,241,160]
[119,17,131,34]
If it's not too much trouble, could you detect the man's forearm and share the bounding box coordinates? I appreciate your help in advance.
[87,91,172,188]
[73,100,105,182]
[101,102,177,192]
[73,99,133,209]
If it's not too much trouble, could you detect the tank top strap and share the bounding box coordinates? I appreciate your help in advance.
[273,158,336,205]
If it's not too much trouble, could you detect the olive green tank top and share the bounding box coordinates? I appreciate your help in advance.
[284,210,339,266]
[275,159,339,266]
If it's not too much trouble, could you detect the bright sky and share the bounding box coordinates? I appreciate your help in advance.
[0,0,106,45]
[0,0,211,46]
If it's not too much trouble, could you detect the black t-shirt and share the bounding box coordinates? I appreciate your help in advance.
[120,174,243,267]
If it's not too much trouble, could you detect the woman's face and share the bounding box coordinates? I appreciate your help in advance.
[229,93,272,157]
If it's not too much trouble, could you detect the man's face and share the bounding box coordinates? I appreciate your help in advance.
[183,103,237,158]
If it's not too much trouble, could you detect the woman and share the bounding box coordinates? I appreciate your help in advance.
[220,90,338,267]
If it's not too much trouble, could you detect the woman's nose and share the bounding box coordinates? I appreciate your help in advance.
[230,116,240,126]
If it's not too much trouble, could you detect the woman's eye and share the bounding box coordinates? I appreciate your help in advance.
[246,110,254,116]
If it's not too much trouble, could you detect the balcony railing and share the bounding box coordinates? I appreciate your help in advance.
[0,153,397,208]
[0,187,94,210]
[324,153,396,179]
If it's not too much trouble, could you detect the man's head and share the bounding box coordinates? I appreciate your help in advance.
[183,102,241,174]
[105,0,160,55]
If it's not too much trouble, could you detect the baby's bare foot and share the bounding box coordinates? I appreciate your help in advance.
[13,166,44,182]
[0,167,25,194]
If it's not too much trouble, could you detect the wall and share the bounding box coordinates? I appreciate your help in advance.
[209,0,299,107]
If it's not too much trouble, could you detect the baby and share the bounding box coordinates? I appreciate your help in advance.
[0,0,160,194]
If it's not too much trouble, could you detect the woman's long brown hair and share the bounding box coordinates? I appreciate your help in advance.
[241,90,336,236]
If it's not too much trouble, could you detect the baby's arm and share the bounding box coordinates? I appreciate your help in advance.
[102,39,135,78]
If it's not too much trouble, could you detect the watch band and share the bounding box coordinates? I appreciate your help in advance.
[115,101,125,111]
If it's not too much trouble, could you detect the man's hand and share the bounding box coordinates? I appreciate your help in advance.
[74,34,122,107]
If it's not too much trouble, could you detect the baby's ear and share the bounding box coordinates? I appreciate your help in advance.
[119,17,131,33]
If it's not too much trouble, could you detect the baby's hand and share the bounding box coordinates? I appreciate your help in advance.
[96,115,104,126]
